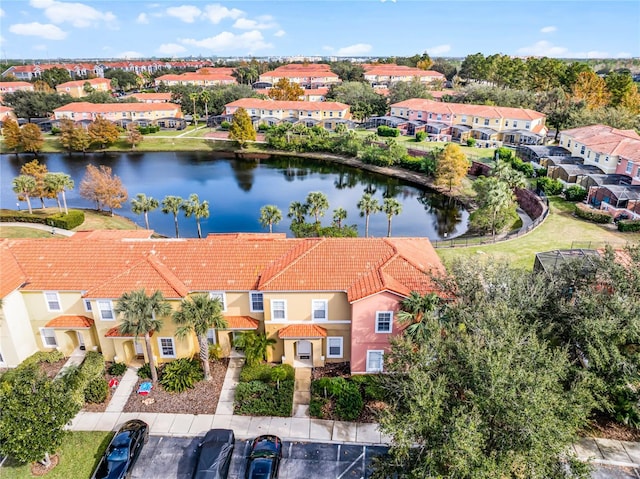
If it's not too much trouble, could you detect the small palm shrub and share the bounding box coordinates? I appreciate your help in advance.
[108,362,127,376]
[159,358,203,393]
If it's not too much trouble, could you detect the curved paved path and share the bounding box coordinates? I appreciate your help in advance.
[1,222,75,237]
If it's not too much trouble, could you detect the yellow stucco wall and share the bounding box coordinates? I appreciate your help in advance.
[262,292,350,322]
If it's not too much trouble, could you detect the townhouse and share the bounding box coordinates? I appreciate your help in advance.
[1,62,100,80]
[0,105,18,125]
[127,93,173,103]
[154,71,236,88]
[257,64,341,89]
[388,98,547,145]
[0,232,445,374]
[0,81,35,95]
[52,101,184,128]
[224,98,351,130]
[363,64,446,87]
[55,78,112,98]
[254,87,329,102]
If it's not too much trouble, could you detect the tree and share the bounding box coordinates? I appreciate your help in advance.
[44,172,74,214]
[12,175,36,214]
[20,123,44,155]
[305,191,329,224]
[605,71,637,108]
[397,291,442,343]
[59,119,91,153]
[233,332,276,367]
[182,193,209,239]
[357,193,380,238]
[492,160,527,190]
[21,159,48,208]
[79,164,128,215]
[288,201,307,225]
[40,67,72,88]
[200,89,211,120]
[434,143,470,191]
[131,193,159,230]
[325,81,388,121]
[88,116,120,150]
[382,198,402,237]
[228,107,256,148]
[388,78,432,104]
[173,294,227,381]
[161,195,184,238]
[332,207,347,228]
[268,78,305,101]
[2,118,21,156]
[189,92,198,119]
[259,205,283,233]
[330,61,365,82]
[471,176,517,237]
[114,289,172,384]
[125,123,143,149]
[572,71,611,109]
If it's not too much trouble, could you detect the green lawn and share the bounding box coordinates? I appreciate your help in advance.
[0,431,112,479]
[436,197,640,270]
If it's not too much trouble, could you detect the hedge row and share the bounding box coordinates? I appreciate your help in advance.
[234,363,295,417]
[574,203,613,224]
[376,125,400,137]
[618,219,640,232]
[0,209,85,229]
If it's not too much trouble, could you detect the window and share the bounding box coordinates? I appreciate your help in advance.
[44,292,61,311]
[474,118,478,124]
[209,291,226,311]
[327,337,343,359]
[375,311,392,333]
[626,162,633,174]
[436,114,442,121]
[312,300,328,321]
[525,122,530,129]
[484,119,489,126]
[271,300,287,320]
[207,328,217,345]
[250,292,264,312]
[97,300,114,320]
[417,112,422,119]
[505,120,509,127]
[366,350,384,372]
[40,328,57,348]
[513,121,518,128]
[461,115,467,123]
[580,145,585,154]
[84,299,92,312]
[567,140,571,147]
[595,153,600,163]
[158,337,176,358]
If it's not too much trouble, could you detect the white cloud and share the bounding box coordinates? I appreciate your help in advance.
[181,30,272,53]
[274,29,286,38]
[233,15,276,30]
[540,26,557,33]
[0,8,4,17]
[136,13,149,24]
[336,43,372,56]
[616,52,632,58]
[426,44,451,56]
[9,22,67,40]
[117,50,144,59]
[30,0,116,28]
[166,5,201,23]
[203,4,244,24]
[157,43,187,55]
[517,40,617,58]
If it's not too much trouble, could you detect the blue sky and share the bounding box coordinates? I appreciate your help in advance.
[1,0,638,60]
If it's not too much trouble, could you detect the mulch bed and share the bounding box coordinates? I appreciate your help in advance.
[38,358,68,379]
[30,454,59,476]
[122,359,228,415]
[82,362,121,413]
[583,413,640,442]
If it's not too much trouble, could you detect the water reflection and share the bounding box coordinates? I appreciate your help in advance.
[0,152,469,239]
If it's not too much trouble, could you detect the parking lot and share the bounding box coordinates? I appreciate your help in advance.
[131,436,388,479]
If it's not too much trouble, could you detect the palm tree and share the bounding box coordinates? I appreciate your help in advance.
[332,208,347,228]
[189,92,198,123]
[12,175,36,214]
[397,291,442,344]
[259,205,283,233]
[233,332,276,366]
[44,172,74,214]
[287,201,307,225]
[382,198,403,237]
[305,191,329,224]
[161,195,184,238]
[114,289,172,384]
[182,193,210,239]
[357,193,380,238]
[131,193,159,230]
[173,294,227,380]
[200,90,211,123]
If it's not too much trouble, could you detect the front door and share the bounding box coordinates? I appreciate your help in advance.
[77,332,86,350]
[297,340,312,360]
[133,341,144,358]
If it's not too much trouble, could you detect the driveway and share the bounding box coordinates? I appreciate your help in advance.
[131,436,639,479]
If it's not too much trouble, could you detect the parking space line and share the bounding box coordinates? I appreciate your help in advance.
[337,450,365,479]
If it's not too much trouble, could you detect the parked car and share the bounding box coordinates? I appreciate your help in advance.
[245,435,282,479]
[91,420,148,479]
[192,429,235,479]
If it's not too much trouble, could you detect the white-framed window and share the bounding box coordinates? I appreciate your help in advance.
[271,299,287,321]
[312,300,328,321]
[327,337,343,359]
[484,119,489,126]
[40,328,58,348]
[461,115,467,123]
[580,145,585,154]
[366,350,384,372]
[513,121,518,128]
[209,291,226,311]
[158,337,176,358]
[626,162,633,174]
[97,300,114,320]
[375,311,393,333]
[207,328,217,345]
[250,292,264,312]
[505,120,509,127]
[525,122,530,129]
[84,299,92,312]
[44,292,61,312]
[595,153,600,163]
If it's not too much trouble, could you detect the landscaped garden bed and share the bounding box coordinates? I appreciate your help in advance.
[234,362,294,417]
[81,361,126,413]
[310,362,387,423]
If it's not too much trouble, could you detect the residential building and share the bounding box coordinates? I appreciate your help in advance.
[257,64,341,89]
[154,71,236,87]
[52,101,184,129]
[127,93,173,103]
[559,125,640,182]
[363,64,446,87]
[1,62,99,80]
[0,81,35,94]
[254,87,329,102]
[55,78,112,98]
[224,98,351,130]
[0,233,445,374]
[0,106,18,125]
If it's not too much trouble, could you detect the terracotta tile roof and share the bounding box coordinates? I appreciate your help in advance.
[391,98,545,121]
[0,81,34,91]
[562,124,640,161]
[56,78,111,89]
[71,230,154,240]
[222,316,259,330]
[226,98,350,112]
[0,243,27,298]
[53,102,182,114]
[278,324,327,339]
[129,93,172,102]
[364,64,445,79]
[45,315,94,329]
[155,73,235,83]
[105,326,155,338]
[261,64,338,79]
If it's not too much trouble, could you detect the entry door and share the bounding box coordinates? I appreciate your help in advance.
[77,332,86,350]
[134,341,144,357]
[297,340,312,360]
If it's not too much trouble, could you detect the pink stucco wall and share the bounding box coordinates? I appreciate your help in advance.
[615,159,640,184]
[350,291,405,374]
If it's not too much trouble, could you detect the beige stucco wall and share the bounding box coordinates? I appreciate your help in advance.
[0,290,38,367]
[262,292,350,322]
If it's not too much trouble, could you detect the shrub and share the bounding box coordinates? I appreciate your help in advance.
[80,351,106,380]
[85,377,109,403]
[46,210,85,229]
[564,185,587,202]
[137,363,152,379]
[22,350,65,366]
[618,219,640,232]
[50,127,61,135]
[574,203,613,224]
[377,125,400,137]
[310,377,364,421]
[208,343,223,361]
[234,379,294,417]
[466,138,476,147]
[257,123,270,132]
[536,177,564,195]
[350,374,385,401]
[415,131,427,142]
[240,363,274,383]
[108,362,127,376]
[220,121,231,130]
[612,383,640,428]
[536,167,548,177]
[160,358,203,393]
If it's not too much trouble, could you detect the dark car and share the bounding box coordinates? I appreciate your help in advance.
[245,435,282,479]
[192,429,235,479]
[91,420,148,479]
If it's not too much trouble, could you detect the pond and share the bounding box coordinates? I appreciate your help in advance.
[0,151,469,239]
